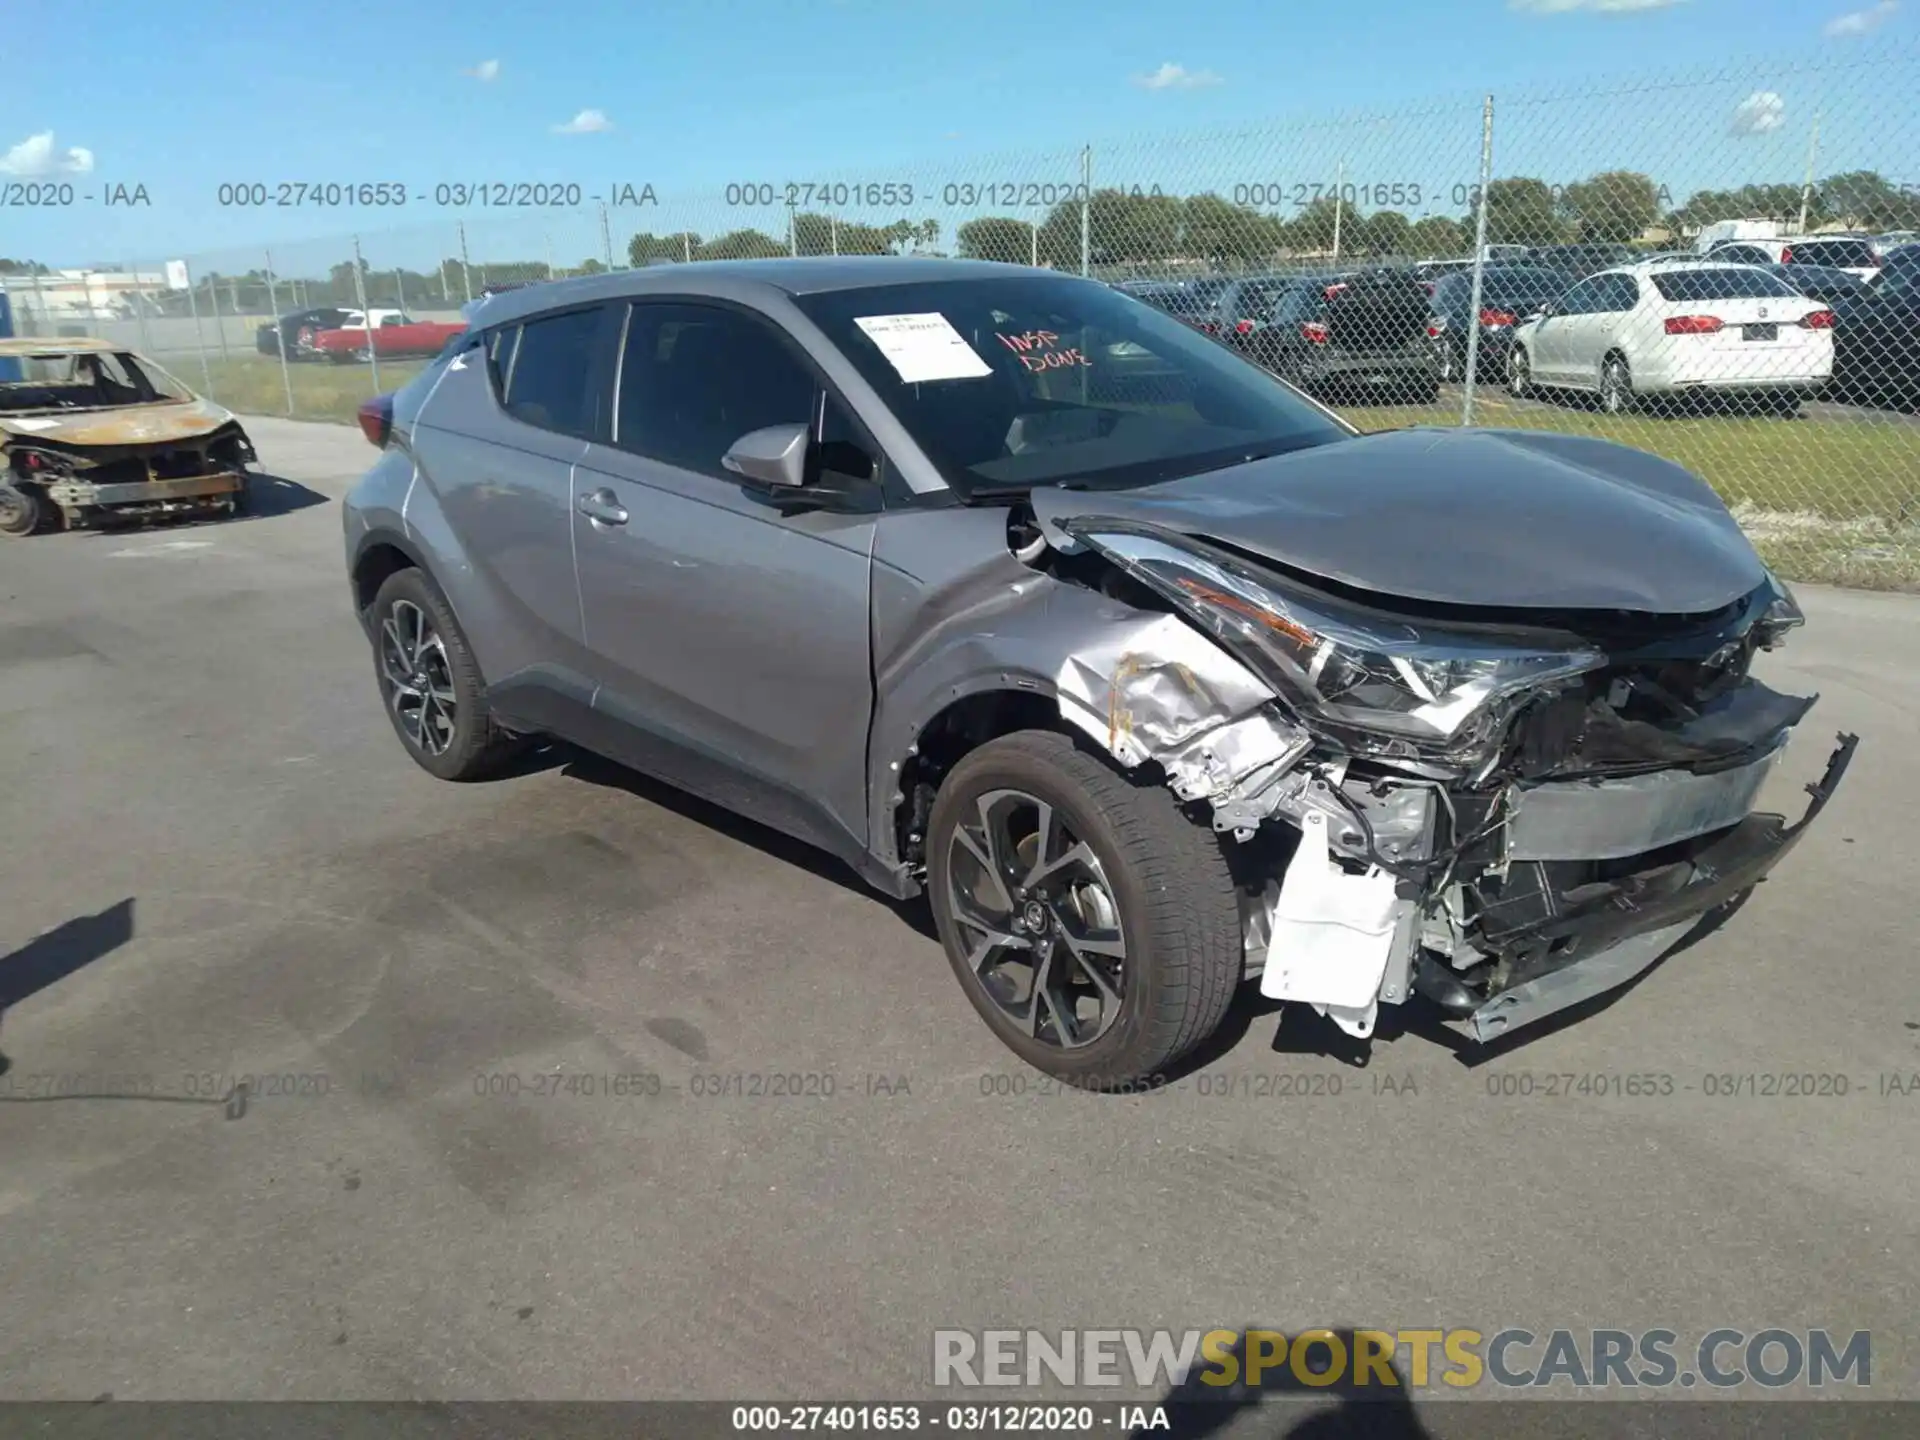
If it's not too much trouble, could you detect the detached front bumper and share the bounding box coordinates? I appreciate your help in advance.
[1460,731,1857,1042]
[47,472,244,510]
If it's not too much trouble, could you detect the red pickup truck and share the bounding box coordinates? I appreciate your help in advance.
[311,311,468,363]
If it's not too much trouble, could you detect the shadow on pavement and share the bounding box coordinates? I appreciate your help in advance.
[0,897,136,1077]
[1139,1329,1436,1439]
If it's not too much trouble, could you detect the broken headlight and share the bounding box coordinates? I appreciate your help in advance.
[1755,572,1803,650]
[1076,528,1604,764]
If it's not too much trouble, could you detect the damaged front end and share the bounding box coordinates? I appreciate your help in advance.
[2,421,256,531]
[1027,513,1855,1047]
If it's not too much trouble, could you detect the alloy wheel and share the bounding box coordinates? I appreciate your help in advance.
[1602,359,1631,414]
[0,484,38,537]
[944,788,1128,1050]
[378,599,458,756]
[1508,348,1530,398]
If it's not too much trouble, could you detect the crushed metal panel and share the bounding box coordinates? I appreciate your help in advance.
[0,399,238,447]
[1466,920,1695,1042]
[1506,739,1787,862]
[1054,611,1277,767]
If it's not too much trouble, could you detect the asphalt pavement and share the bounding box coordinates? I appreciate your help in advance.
[1,419,1916,1425]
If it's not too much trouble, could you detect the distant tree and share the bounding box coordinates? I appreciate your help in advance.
[1408,215,1467,256]
[1357,209,1413,258]
[957,217,1037,264]
[1562,170,1663,243]
[1483,178,1567,247]
[628,231,701,264]
[1819,171,1920,228]
[697,229,787,261]
[577,258,607,275]
[1180,194,1283,265]
[1284,197,1346,254]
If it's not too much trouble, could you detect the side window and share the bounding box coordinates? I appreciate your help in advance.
[1554,278,1603,315]
[486,325,520,402]
[1602,275,1640,312]
[501,307,606,437]
[614,302,819,479]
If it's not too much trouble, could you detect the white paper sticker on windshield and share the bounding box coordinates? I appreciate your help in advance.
[852,312,992,383]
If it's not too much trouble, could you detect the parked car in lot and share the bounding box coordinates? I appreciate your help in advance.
[1830,265,1920,410]
[1118,281,1227,334]
[1764,262,1871,307]
[1425,266,1569,382]
[0,337,259,536]
[1778,236,1882,282]
[1520,243,1640,280]
[256,305,356,360]
[311,311,468,363]
[342,258,1852,1082]
[1206,276,1306,340]
[1237,271,1439,401]
[1508,261,1834,414]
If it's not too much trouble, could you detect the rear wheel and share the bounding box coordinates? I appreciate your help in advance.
[1600,352,1636,414]
[1508,345,1533,399]
[368,568,528,782]
[926,730,1244,1088]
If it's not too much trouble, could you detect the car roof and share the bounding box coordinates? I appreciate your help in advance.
[466,256,1056,328]
[0,336,122,356]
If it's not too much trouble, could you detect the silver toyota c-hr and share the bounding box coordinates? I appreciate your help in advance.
[343,257,1854,1088]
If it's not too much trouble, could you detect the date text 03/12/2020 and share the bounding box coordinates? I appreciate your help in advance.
[212,182,659,208]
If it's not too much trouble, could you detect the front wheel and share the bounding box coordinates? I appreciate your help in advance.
[1600,353,1636,414]
[926,730,1244,1088]
[0,482,50,538]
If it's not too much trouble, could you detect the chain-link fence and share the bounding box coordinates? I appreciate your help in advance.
[10,38,1916,585]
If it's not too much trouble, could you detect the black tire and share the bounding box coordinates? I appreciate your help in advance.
[228,473,253,517]
[0,481,49,538]
[367,567,527,782]
[927,730,1243,1088]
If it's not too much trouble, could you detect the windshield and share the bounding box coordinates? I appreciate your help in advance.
[0,349,194,413]
[1652,268,1803,302]
[791,274,1352,497]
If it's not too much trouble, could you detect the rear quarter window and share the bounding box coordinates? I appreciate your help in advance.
[1651,269,1803,302]
[499,306,608,437]
[1793,240,1876,268]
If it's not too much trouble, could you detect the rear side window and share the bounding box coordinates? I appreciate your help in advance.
[501,306,606,437]
[1652,269,1802,302]
[1790,239,1875,268]
[1714,244,1774,266]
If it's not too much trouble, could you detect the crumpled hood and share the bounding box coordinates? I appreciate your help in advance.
[1030,427,1769,614]
[0,398,240,447]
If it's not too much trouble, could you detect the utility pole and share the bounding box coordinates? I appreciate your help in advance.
[1461,96,1496,428]
[1332,158,1346,264]
[1797,112,1822,234]
[1078,146,1092,277]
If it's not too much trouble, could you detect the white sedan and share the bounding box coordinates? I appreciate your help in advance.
[1508,261,1834,414]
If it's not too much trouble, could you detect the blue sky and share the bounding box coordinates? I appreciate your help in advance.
[4,0,1914,272]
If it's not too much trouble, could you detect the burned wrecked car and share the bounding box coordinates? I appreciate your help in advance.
[0,338,259,537]
[340,260,1854,1085]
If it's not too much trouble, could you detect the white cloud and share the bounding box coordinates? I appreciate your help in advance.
[1133,62,1224,91]
[1824,0,1897,34]
[552,108,613,134]
[1509,0,1684,12]
[465,58,500,81]
[0,131,95,176]
[1730,90,1787,133]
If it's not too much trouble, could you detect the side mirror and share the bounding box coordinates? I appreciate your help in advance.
[722,422,810,489]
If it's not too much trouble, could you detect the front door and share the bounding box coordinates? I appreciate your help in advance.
[570,299,882,858]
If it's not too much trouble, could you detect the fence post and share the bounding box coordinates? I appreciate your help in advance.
[351,236,381,395]
[29,269,47,336]
[457,223,474,302]
[545,236,556,281]
[207,271,233,365]
[1332,159,1345,265]
[265,247,295,417]
[682,232,692,263]
[396,267,409,314]
[1079,146,1092,277]
[182,260,214,394]
[1796,112,1822,235]
[129,258,154,356]
[1461,95,1496,428]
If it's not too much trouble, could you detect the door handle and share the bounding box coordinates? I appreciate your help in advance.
[576,487,628,526]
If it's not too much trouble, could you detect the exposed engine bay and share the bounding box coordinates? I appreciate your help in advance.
[1007,502,1857,1045]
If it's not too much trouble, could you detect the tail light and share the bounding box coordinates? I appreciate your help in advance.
[1664,315,1725,335]
[1479,308,1517,326]
[1198,319,1219,333]
[1421,281,1436,295]
[1234,318,1255,335]
[1800,309,1835,329]
[1426,321,1446,338]
[358,395,395,449]
[1323,283,1348,299]
[1300,322,1330,344]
